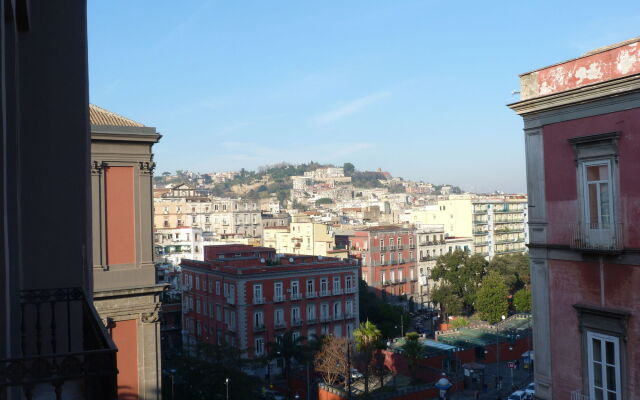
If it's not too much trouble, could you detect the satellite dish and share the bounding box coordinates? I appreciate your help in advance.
[289,257,294,263]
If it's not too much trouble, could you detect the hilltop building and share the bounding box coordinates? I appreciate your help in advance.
[509,37,640,400]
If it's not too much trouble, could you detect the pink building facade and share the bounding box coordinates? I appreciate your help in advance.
[180,245,359,374]
[349,226,418,302]
[510,38,640,400]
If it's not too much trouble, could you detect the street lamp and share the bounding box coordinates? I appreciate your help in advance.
[225,377,229,400]
[170,368,176,400]
[496,315,506,390]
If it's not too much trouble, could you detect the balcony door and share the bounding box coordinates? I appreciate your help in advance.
[581,160,615,247]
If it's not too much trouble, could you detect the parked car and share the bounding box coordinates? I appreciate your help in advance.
[526,382,535,391]
[507,390,529,400]
[350,368,364,380]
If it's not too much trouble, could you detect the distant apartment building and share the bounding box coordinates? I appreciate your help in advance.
[509,38,640,400]
[349,226,419,305]
[154,194,263,239]
[262,215,348,259]
[261,212,291,229]
[471,201,527,258]
[410,196,528,258]
[180,245,359,376]
[415,224,446,304]
[90,105,163,399]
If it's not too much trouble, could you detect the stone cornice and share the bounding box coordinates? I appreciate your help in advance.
[93,283,167,299]
[508,73,640,116]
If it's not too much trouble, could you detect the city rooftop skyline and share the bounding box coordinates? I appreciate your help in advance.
[88,0,639,193]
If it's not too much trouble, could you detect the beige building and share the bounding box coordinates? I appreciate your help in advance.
[90,105,163,399]
[262,215,348,258]
[409,196,528,258]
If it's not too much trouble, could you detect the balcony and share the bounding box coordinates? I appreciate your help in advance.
[0,288,117,400]
[409,244,415,249]
[419,256,435,262]
[473,209,488,214]
[320,315,331,323]
[253,296,266,305]
[494,248,526,255]
[333,288,344,295]
[253,323,266,332]
[344,287,357,294]
[473,219,488,225]
[389,245,396,251]
[569,222,623,253]
[473,230,488,236]
[290,293,303,301]
[291,319,302,327]
[333,314,343,321]
[380,246,387,251]
[306,318,317,325]
[273,295,286,303]
[397,245,404,250]
[306,291,318,299]
[494,218,525,224]
[570,390,590,400]
[319,290,332,297]
[274,321,286,330]
[344,313,356,319]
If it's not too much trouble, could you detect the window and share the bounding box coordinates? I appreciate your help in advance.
[196,299,201,313]
[291,280,300,296]
[307,304,316,320]
[215,281,220,295]
[397,237,401,246]
[255,337,264,356]
[346,300,353,316]
[291,307,300,323]
[582,161,613,229]
[320,303,329,319]
[345,275,353,289]
[333,276,341,292]
[379,239,383,248]
[230,311,236,329]
[398,269,403,281]
[254,311,264,328]
[274,282,283,300]
[306,279,315,294]
[381,254,385,265]
[275,309,284,325]
[390,270,395,282]
[587,332,621,400]
[223,283,228,297]
[333,302,341,318]
[216,305,222,321]
[228,285,235,303]
[381,271,385,284]
[320,278,328,294]
[253,284,263,300]
[195,276,200,290]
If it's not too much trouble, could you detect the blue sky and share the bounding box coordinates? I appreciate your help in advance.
[88,1,640,193]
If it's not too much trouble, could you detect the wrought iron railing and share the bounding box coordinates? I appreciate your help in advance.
[569,222,623,252]
[570,390,590,400]
[0,288,117,400]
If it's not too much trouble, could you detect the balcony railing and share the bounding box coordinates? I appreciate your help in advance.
[333,314,343,321]
[473,230,488,235]
[319,290,332,297]
[306,291,318,299]
[0,288,117,400]
[570,390,590,400]
[253,296,266,305]
[388,245,396,251]
[290,293,303,301]
[344,313,356,319]
[306,318,317,325]
[274,321,286,329]
[273,295,286,303]
[344,287,357,294]
[320,315,331,323]
[254,323,266,332]
[333,288,344,295]
[569,222,623,252]
[291,319,302,327]
[473,219,488,225]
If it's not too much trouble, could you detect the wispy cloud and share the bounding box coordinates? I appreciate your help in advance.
[313,91,390,125]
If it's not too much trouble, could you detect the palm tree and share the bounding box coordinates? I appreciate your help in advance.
[353,321,382,395]
[401,332,425,383]
[268,331,306,398]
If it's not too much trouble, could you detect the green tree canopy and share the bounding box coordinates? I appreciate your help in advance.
[430,250,489,312]
[475,271,510,324]
[343,162,355,176]
[353,320,383,395]
[489,253,530,294]
[513,287,532,313]
[314,197,334,206]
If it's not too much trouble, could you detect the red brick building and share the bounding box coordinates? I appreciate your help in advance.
[349,226,418,303]
[510,38,640,400]
[180,245,359,374]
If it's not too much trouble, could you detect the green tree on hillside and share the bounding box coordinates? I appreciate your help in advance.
[430,250,489,313]
[343,162,355,176]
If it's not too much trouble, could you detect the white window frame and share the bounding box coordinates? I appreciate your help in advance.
[587,331,621,400]
[255,337,264,356]
[253,284,263,300]
[333,276,340,292]
[254,311,264,328]
[580,159,614,229]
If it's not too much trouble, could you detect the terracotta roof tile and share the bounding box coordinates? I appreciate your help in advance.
[89,104,145,127]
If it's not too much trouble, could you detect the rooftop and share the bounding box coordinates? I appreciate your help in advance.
[89,104,145,127]
[516,37,640,100]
